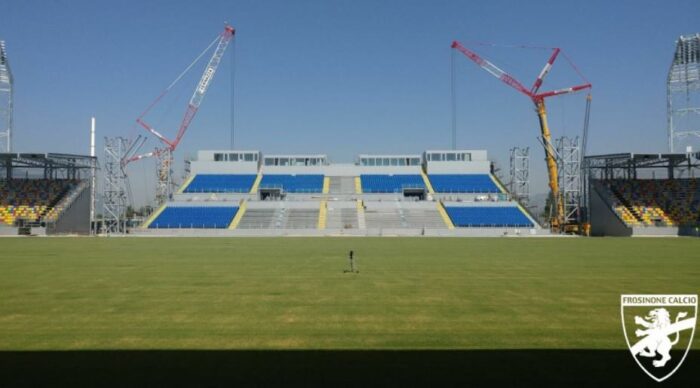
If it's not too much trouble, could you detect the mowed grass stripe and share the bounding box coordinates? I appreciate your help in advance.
[0,237,698,350]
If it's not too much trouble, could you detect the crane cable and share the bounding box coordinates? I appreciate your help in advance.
[459,40,591,86]
[230,36,236,150]
[560,51,590,85]
[137,34,221,126]
[450,47,456,150]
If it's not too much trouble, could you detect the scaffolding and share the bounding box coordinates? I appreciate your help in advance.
[155,148,173,205]
[668,33,700,153]
[509,147,530,206]
[556,136,582,225]
[102,137,130,234]
[0,41,12,153]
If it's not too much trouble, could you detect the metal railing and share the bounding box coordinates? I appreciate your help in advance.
[258,184,323,193]
[432,188,502,194]
[182,188,252,193]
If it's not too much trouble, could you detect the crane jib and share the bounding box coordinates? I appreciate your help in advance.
[196,67,216,96]
[130,24,235,166]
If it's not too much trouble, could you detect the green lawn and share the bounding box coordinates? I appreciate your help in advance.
[0,237,698,350]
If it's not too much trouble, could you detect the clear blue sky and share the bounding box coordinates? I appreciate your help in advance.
[2,0,698,206]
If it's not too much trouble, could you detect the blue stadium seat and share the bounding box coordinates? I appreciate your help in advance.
[429,174,500,193]
[184,174,257,193]
[360,175,425,193]
[445,206,533,227]
[259,174,324,193]
[149,206,239,228]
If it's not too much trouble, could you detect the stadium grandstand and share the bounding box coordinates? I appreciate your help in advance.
[585,152,700,236]
[0,153,94,235]
[137,149,541,236]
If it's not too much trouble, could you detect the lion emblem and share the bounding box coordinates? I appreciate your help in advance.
[634,308,688,367]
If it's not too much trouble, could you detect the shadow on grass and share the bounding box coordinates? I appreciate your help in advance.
[1,350,698,387]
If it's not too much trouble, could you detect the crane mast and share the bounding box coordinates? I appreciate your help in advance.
[451,40,591,231]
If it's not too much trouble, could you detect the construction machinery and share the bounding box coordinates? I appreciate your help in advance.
[125,23,234,204]
[102,24,235,233]
[451,41,591,232]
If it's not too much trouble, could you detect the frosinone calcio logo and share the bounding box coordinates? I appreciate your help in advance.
[621,294,697,382]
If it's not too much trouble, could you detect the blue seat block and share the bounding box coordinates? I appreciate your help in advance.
[184,174,257,193]
[445,206,533,228]
[149,206,239,229]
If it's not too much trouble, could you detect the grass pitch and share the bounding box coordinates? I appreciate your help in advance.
[0,237,698,350]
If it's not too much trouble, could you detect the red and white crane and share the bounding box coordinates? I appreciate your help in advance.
[451,40,591,231]
[117,24,236,206]
[126,24,235,164]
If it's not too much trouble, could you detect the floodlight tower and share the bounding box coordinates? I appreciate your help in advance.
[0,41,13,153]
[668,34,700,153]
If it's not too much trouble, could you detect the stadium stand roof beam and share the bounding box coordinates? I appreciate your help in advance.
[1,153,95,180]
[585,153,700,178]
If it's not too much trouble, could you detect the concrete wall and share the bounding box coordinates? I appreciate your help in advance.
[47,185,91,235]
[631,226,680,236]
[173,192,252,202]
[589,184,632,237]
[325,200,359,209]
[425,149,490,174]
[353,166,423,175]
[0,225,18,235]
[131,227,551,237]
[364,200,439,210]
[188,150,495,176]
[246,201,321,210]
[189,163,426,176]
[426,161,490,174]
[190,161,259,174]
[316,164,360,177]
[261,164,424,176]
[262,165,328,175]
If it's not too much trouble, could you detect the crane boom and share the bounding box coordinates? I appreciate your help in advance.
[173,25,234,149]
[531,48,560,95]
[451,41,532,98]
[130,24,235,163]
[451,40,591,231]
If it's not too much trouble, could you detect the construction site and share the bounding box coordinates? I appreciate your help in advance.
[2,25,699,237]
[2,4,700,385]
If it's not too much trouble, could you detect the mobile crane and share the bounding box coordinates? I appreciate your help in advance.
[451,41,591,232]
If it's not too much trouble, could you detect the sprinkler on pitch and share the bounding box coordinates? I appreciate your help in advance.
[344,250,359,274]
